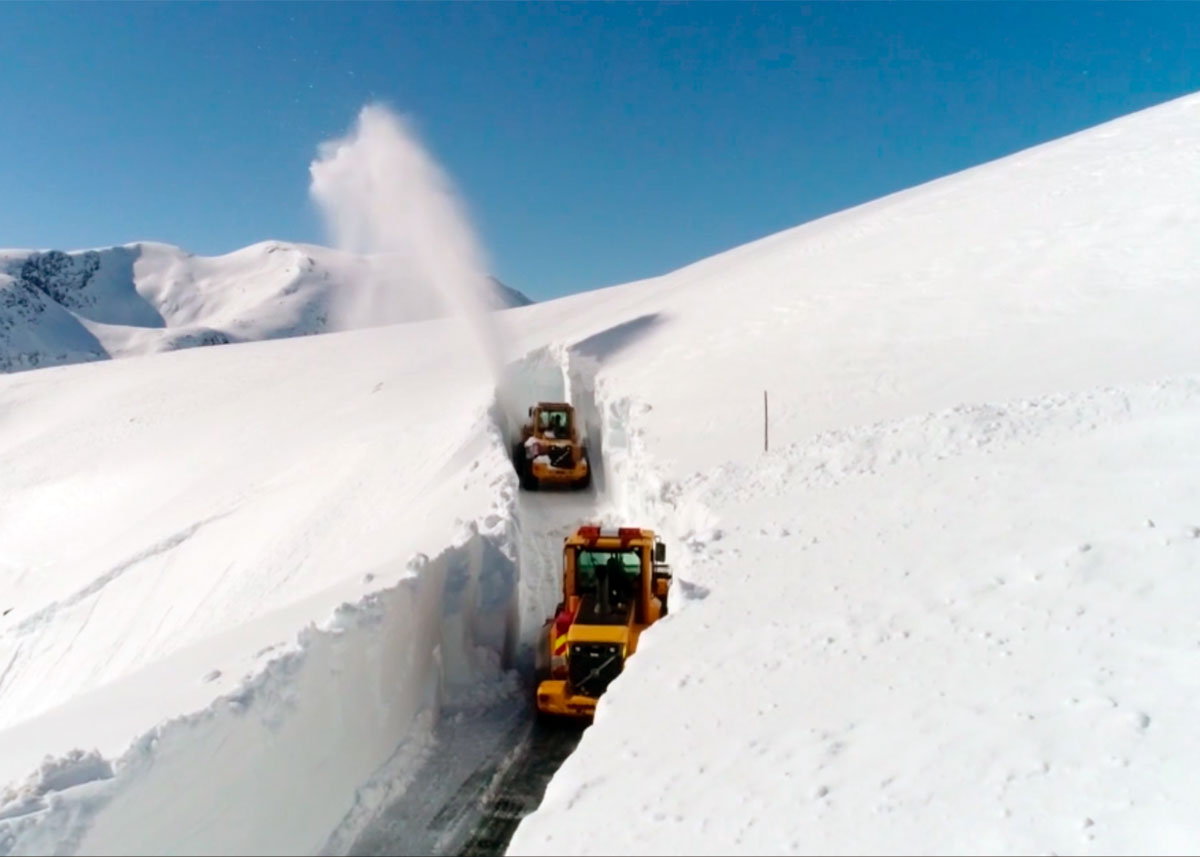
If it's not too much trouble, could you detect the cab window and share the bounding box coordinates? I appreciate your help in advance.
[576,548,641,593]
[538,409,570,433]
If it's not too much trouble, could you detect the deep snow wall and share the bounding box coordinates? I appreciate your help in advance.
[0,413,524,856]
[96,527,517,856]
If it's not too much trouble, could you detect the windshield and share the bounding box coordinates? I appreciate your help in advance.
[576,547,641,596]
[538,408,571,434]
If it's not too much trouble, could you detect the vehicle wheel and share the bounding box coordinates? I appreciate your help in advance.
[518,456,536,491]
[511,442,528,487]
[577,449,592,490]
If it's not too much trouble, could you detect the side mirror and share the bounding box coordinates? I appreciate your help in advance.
[528,406,533,417]
[654,542,666,563]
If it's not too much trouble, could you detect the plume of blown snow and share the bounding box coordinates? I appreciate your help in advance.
[308,103,507,379]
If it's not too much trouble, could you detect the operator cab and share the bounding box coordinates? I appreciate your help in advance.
[536,406,572,438]
[535,526,672,719]
[574,546,641,622]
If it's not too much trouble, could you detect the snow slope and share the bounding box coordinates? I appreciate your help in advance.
[502,91,1200,855]
[1,88,1200,855]
[511,378,1200,856]
[0,241,531,373]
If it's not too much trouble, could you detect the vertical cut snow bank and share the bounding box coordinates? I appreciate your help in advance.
[0,430,524,856]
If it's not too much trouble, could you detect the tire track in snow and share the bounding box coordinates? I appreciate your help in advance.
[0,646,21,701]
[0,512,236,702]
[10,512,233,638]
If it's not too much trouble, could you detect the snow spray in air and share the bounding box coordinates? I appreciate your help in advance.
[308,103,507,379]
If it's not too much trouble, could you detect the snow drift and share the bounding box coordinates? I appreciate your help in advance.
[3,89,1200,855]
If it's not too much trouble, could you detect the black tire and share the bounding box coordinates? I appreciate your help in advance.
[513,442,537,491]
[576,448,592,490]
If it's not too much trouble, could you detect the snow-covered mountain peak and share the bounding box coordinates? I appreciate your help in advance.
[0,240,532,373]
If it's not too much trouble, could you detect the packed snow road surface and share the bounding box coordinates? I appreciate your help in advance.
[341,706,583,857]
[456,720,583,857]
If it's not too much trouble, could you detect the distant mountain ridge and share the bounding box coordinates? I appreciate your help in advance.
[0,240,532,373]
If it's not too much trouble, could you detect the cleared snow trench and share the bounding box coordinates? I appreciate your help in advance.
[332,345,620,856]
[0,339,698,857]
[329,340,711,856]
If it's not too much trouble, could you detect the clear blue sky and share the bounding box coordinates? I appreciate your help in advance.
[3,2,1199,301]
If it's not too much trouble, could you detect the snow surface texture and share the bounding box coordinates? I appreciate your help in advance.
[0,242,530,373]
[2,90,1200,855]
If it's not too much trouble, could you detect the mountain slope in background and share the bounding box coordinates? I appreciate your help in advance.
[0,241,531,373]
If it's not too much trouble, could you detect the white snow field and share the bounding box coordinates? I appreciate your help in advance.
[0,241,530,373]
[2,89,1200,856]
